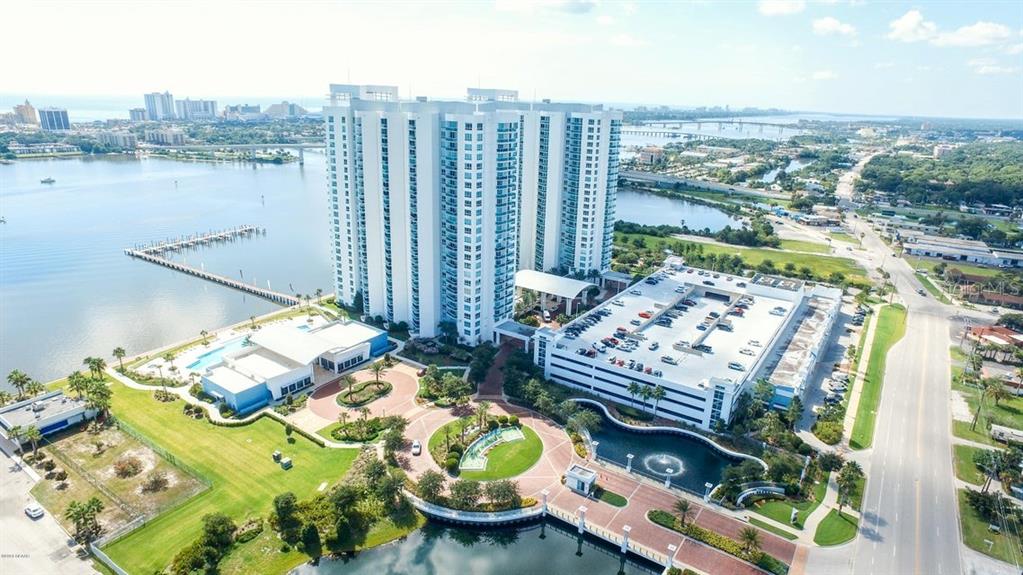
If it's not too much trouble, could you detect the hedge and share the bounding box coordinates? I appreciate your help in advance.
[648,509,787,575]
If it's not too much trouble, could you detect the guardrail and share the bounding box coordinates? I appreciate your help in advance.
[405,492,542,525]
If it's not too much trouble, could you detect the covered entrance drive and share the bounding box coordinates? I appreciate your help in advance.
[493,319,537,351]
[514,270,597,318]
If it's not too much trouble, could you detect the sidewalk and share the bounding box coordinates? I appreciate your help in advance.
[841,306,881,447]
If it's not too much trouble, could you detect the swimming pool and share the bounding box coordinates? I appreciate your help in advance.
[187,338,251,371]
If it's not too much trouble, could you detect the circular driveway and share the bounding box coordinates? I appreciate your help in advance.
[308,362,421,421]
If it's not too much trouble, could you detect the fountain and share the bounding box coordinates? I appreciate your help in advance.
[642,454,685,477]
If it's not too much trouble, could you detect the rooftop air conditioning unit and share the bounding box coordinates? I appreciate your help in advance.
[31,401,45,412]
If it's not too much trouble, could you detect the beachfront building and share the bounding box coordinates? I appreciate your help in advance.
[324,83,621,345]
[38,108,70,131]
[532,258,841,430]
[144,91,176,121]
[0,391,96,451]
[199,320,389,414]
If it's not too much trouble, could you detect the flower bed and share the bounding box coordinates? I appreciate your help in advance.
[335,380,392,407]
[648,509,788,575]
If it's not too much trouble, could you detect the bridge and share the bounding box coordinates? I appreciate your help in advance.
[143,142,324,164]
[642,119,798,130]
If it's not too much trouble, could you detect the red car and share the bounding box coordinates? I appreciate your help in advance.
[638,312,652,319]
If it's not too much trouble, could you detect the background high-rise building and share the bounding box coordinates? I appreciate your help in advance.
[128,108,147,122]
[144,91,176,121]
[13,100,38,125]
[38,108,70,131]
[174,98,218,121]
[324,84,621,344]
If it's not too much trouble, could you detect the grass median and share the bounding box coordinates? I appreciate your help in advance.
[813,510,859,546]
[850,304,908,450]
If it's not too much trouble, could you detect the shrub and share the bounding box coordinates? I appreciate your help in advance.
[53,470,68,482]
[813,420,843,445]
[445,456,460,472]
[189,383,203,398]
[487,420,499,431]
[42,460,56,472]
[114,455,143,478]
[498,415,509,426]
[280,543,291,552]
[447,443,464,456]
[235,519,263,544]
[142,471,169,492]
[508,415,519,426]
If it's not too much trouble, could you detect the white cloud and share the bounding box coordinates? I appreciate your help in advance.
[1007,43,1023,55]
[873,61,895,69]
[494,0,596,14]
[932,21,1012,47]
[968,57,1021,75]
[813,17,856,37]
[597,14,614,26]
[757,1,805,16]
[887,10,937,43]
[610,33,647,48]
[812,69,839,81]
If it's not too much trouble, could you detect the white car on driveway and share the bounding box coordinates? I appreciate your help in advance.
[411,440,422,456]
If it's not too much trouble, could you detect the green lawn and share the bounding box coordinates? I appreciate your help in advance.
[751,477,828,529]
[850,304,908,449]
[916,273,951,304]
[778,239,831,254]
[829,231,861,246]
[958,489,1023,563]
[953,444,992,486]
[616,232,869,284]
[953,420,998,446]
[101,383,359,574]
[950,345,969,364]
[813,510,859,546]
[749,517,799,541]
[458,426,544,481]
[954,363,1023,444]
[905,255,1002,279]
[595,486,628,507]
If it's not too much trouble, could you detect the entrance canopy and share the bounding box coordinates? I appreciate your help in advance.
[514,270,596,300]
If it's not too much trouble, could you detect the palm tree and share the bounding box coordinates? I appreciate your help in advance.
[638,386,653,413]
[82,357,96,379]
[651,385,666,415]
[627,382,641,409]
[85,382,112,420]
[25,380,44,398]
[8,425,24,453]
[250,315,257,330]
[338,410,349,427]
[476,400,492,428]
[112,347,126,370]
[341,375,357,401]
[7,370,31,399]
[23,426,41,457]
[359,407,370,422]
[315,288,323,303]
[369,362,387,390]
[738,527,762,559]
[990,382,1011,407]
[200,330,209,345]
[673,498,692,528]
[971,378,1003,430]
[86,357,107,380]
[0,390,11,407]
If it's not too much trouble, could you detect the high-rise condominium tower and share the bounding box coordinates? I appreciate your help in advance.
[324,84,621,344]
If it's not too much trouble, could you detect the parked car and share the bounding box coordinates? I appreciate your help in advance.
[728,362,745,371]
[648,342,659,351]
[629,289,642,296]
[661,355,678,365]
[24,503,44,519]
[543,310,551,322]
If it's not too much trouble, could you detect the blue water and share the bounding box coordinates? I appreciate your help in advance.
[186,337,251,371]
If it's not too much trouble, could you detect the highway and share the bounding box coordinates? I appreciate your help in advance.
[804,153,1018,575]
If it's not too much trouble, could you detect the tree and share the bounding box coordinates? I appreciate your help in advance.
[67,371,89,400]
[417,470,446,502]
[341,374,357,401]
[449,479,482,509]
[786,396,804,429]
[7,369,30,399]
[738,527,762,559]
[638,385,653,412]
[84,357,107,380]
[8,425,24,454]
[836,461,864,514]
[200,330,209,345]
[273,492,298,527]
[25,380,44,398]
[0,391,10,407]
[301,522,322,557]
[484,479,521,509]
[475,400,492,429]
[85,380,112,419]
[672,498,692,527]
[651,385,666,415]
[24,426,41,457]
[817,451,845,472]
[971,378,1003,431]
[369,361,387,390]
[65,496,105,543]
[627,382,641,408]
[201,512,237,549]
[112,347,126,370]
[567,409,601,434]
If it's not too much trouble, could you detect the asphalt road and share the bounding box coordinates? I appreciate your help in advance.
[0,454,96,575]
[809,156,1006,575]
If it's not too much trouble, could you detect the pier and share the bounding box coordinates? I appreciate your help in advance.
[124,226,299,306]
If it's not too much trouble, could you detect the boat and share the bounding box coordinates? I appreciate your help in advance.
[40,177,55,184]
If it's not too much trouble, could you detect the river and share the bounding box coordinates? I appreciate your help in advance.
[292,520,660,575]
[0,154,734,386]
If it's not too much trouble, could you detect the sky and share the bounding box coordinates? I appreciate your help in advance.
[6,0,1023,119]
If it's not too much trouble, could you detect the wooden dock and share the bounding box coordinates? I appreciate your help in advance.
[130,225,263,256]
[124,226,299,306]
